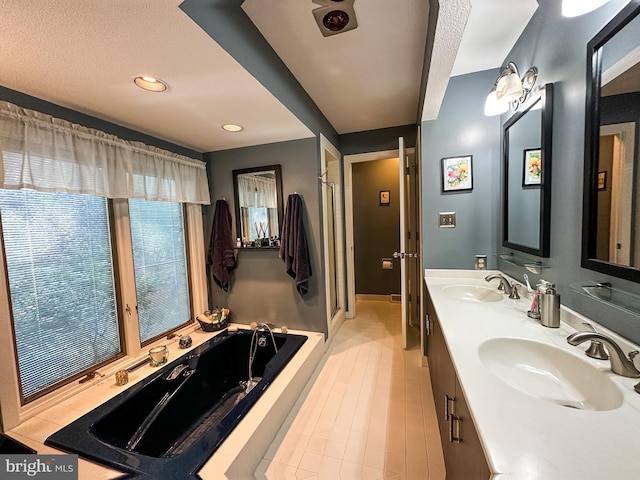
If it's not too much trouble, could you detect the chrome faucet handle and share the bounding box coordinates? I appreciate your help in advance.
[582,323,609,360]
[508,283,520,299]
[567,331,640,378]
[484,274,513,295]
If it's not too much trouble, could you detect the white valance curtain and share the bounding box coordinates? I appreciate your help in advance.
[0,101,210,205]
[237,174,277,208]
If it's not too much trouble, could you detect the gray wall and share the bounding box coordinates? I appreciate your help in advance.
[495,0,640,345]
[340,125,417,155]
[421,69,501,270]
[204,138,327,335]
[421,0,640,345]
[352,158,401,295]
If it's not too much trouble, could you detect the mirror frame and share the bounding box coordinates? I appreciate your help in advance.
[502,83,554,257]
[582,0,640,281]
[232,164,284,249]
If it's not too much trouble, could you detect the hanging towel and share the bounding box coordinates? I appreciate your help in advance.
[279,193,312,297]
[207,199,236,292]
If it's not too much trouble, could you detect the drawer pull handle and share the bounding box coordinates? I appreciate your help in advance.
[449,414,461,443]
[444,394,455,421]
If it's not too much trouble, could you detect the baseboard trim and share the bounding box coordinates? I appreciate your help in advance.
[355,294,402,302]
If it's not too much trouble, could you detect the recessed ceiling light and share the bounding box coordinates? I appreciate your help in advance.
[133,76,168,92]
[222,124,243,132]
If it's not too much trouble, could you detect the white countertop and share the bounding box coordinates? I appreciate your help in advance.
[425,269,640,480]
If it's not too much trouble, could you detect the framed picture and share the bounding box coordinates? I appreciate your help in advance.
[379,190,390,205]
[598,171,607,190]
[441,155,473,192]
[523,148,542,186]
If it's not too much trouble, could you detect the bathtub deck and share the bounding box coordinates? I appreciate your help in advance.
[6,325,324,480]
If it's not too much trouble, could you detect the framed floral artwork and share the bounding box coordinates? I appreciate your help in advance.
[441,155,473,192]
[523,148,542,186]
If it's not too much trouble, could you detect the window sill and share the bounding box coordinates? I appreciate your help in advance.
[16,321,210,428]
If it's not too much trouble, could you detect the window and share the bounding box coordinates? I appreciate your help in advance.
[129,199,191,343]
[0,189,121,401]
[0,100,208,422]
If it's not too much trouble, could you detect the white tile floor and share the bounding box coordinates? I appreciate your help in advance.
[256,299,446,480]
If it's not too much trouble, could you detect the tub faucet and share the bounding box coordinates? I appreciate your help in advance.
[567,331,640,378]
[484,274,513,296]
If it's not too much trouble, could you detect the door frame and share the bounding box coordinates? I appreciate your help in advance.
[600,123,635,265]
[343,147,415,319]
[319,134,346,344]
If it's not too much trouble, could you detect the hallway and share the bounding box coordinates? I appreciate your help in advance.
[256,299,445,479]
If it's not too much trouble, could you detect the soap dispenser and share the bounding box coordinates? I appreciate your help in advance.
[539,281,560,328]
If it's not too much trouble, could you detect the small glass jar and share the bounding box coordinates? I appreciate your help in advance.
[149,345,168,367]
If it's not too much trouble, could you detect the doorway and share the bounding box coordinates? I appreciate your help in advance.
[598,122,636,266]
[344,146,421,349]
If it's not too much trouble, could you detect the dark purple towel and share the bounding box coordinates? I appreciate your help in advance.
[279,194,312,297]
[207,199,236,292]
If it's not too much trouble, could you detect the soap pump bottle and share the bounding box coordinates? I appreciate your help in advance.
[539,281,560,328]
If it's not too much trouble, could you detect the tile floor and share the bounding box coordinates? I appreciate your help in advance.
[256,299,446,480]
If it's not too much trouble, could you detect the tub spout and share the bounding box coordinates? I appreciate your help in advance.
[166,364,189,381]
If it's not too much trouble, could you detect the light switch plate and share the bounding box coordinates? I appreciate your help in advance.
[438,212,456,228]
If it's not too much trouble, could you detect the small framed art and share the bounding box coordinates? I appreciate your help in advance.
[523,148,542,186]
[598,171,606,191]
[442,155,473,192]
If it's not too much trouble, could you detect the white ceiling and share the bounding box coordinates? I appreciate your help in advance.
[0,0,537,154]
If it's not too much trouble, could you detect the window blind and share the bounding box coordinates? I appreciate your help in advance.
[129,199,191,343]
[0,189,121,400]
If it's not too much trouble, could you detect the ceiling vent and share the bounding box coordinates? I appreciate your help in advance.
[312,0,358,37]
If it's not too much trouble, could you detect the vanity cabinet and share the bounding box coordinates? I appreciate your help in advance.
[426,293,490,480]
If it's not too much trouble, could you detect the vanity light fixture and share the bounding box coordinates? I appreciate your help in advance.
[133,76,168,92]
[222,124,243,132]
[562,0,610,17]
[484,62,538,116]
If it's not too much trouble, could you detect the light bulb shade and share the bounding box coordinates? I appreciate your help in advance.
[484,89,509,116]
[496,71,524,102]
[562,0,610,17]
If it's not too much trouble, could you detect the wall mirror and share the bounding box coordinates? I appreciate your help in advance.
[582,1,640,281]
[232,164,283,248]
[503,83,553,257]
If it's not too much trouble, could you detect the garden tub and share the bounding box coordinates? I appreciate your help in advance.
[46,328,307,479]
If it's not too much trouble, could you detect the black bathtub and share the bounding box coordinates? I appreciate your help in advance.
[46,329,307,479]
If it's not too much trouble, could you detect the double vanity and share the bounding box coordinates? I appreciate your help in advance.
[425,269,640,480]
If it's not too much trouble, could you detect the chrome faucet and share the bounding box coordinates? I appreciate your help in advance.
[567,331,640,378]
[484,274,513,296]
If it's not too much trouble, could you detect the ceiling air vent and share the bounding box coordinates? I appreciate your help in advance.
[312,0,358,37]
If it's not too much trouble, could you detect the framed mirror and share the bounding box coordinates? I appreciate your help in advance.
[503,83,553,257]
[232,165,284,248]
[582,1,640,281]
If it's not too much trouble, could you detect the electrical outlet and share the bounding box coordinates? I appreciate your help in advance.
[475,255,487,270]
[438,212,456,228]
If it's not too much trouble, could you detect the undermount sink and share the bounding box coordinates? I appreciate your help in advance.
[479,337,623,411]
[443,285,503,303]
